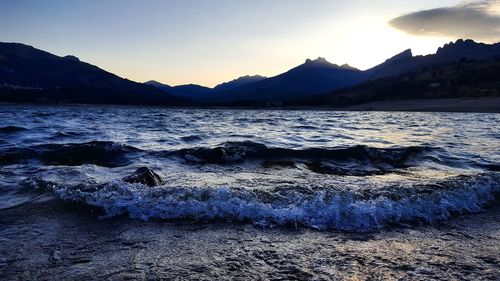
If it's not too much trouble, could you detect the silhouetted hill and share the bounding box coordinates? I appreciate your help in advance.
[0,43,182,105]
[208,57,366,104]
[148,58,368,104]
[365,49,415,79]
[145,80,212,99]
[144,80,172,92]
[435,39,500,61]
[366,39,500,80]
[208,40,500,105]
[147,75,268,98]
[167,84,213,98]
[2,39,499,108]
[214,75,267,92]
[303,58,500,107]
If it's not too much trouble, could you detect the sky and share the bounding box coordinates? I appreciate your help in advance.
[1,0,498,87]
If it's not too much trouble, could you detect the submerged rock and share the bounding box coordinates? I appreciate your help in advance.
[123,167,164,187]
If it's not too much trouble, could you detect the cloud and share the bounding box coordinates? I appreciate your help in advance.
[389,0,500,42]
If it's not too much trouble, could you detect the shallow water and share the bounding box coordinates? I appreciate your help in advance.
[0,105,499,231]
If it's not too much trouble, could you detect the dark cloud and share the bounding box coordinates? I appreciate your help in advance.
[389,0,500,42]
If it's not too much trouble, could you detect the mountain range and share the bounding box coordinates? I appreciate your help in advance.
[1,39,499,107]
[0,43,182,105]
[145,75,268,99]
[306,57,500,108]
[146,39,500,105]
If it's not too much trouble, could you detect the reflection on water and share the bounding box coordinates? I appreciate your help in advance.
[0,105,498,230]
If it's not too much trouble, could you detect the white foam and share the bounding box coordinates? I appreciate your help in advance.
[51,173,499,231]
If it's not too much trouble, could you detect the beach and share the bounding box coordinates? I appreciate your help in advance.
[1,196,499,280]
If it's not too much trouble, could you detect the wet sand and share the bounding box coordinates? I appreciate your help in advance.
[0,196,498,281]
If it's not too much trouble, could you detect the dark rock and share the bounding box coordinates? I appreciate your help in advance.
[123,167,164,187]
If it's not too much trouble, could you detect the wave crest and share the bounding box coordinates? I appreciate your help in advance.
[166,141,434,175]
[0,126,29,133]
[45,173,499,232]
[0,141,140,167]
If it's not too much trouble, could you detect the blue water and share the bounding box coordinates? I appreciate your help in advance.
[0,105,499,231]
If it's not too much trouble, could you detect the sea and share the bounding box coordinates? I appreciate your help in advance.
[0,104,499,232]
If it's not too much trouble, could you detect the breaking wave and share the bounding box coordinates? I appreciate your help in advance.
[163,141,435,175]
[1,140,440,176]
[31,173,500,232]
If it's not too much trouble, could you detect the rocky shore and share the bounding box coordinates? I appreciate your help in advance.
[0,195,498,280]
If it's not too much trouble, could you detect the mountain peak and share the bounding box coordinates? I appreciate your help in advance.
[340,64,359,71]
[236,74,267,80]
[444,39,476,48]
[305,57,331,65]
[435,39,500,60]
[63,55,80,62]
[145,80,171,88]
[437,39,482,54]
[214,74,267,91]
[384,49,413,64]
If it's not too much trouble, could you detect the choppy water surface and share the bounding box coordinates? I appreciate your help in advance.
[0,105,498,231]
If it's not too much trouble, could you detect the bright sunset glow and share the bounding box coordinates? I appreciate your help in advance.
[0,0,495,87]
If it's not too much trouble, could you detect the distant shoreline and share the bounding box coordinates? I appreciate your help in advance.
[333,96,500,113]
[1,96,500,113]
